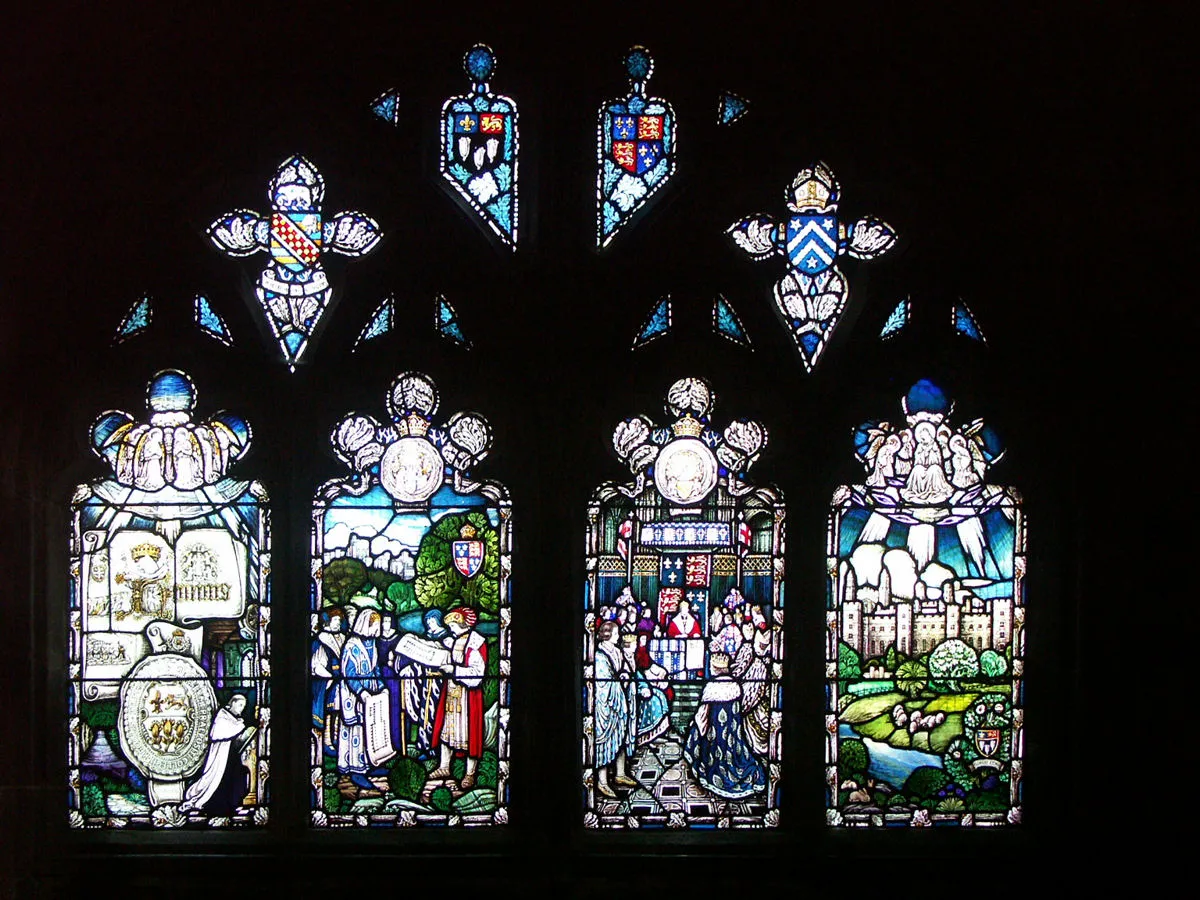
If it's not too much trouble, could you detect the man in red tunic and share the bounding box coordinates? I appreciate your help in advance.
[429,606,487,790]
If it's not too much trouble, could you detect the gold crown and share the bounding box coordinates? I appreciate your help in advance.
[459,523,477,539]
[671,415,705,438]
[789,166,835,211]
[131,542,162,561]
[398,412,431,437]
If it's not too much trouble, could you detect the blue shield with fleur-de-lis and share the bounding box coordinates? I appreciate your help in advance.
[448,109,511,178]
[270,212,322,273]
[610,114,666,175]
[453,539,485,579]
[786,214,839,275]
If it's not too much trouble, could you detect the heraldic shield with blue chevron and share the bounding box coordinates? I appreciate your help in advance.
[786,214,839,275]
[441,44,519,247]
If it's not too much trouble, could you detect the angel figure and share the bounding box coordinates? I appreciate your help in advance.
[728,162,896,371]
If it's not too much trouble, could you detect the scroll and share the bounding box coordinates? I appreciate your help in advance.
[363,690,396,766]
[395,633,452,668]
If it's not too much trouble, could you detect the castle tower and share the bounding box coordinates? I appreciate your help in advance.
[897,601,912,657]
[946,600,960,639]
[842,600,861,656]
[879,567,891,607]
[992,596,1012,651]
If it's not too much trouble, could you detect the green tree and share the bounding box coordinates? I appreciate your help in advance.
[896,659,929,698]
[839,739,869,778]
[385,579,419,615]
[979,649,1008,678]
[387,756,427,801]
[323,557,370,607]
[928,639,980,692]
[838,642,862,681]
[903,766,951,800]
[415,511,501,613]
[885,646,905,671]
[368,566,399,598]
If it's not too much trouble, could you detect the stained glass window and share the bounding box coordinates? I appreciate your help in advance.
[311,372,510,827]
[717,92,749,126]
[355,295,394,349]
[584,378,784,829]
[208,155,382,370]
[69,370,270,829]
[435,294,470,347]
[633,296,672,349]
[953,302,986,343]
[827,380,1022,828]
[729,162,897,371]
[371,88,401,126]
[441,45,519,248]
[880,297,910,340]
[597,47,676,248]
[713,294,751,347]
[115,296,153,343]
[195,294,233,345]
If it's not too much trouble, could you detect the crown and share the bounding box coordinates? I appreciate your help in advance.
[131,542,162,561]
[397,412,431,437]
[459,523,477,539]
[671,414,705,438]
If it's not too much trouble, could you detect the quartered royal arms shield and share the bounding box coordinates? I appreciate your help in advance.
[441,44,519,248]
[597,47,676,247]
[452,524,485,579]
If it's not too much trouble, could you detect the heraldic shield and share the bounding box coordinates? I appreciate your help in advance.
[786,214,838,275]
[440,44,519,247]
[453,534,486,579]
[270,212,323,273]
[610,114,666,175]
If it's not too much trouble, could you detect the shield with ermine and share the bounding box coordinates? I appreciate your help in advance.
[786,214,839,275]
[975,727,1001,758]
[270,212,322,273]
[453,539,485,578]
[448,109,510,177]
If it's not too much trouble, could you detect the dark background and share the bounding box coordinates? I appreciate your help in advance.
[0,3,1180,894]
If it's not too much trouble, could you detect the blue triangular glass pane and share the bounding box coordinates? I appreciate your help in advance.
[115,296,152,342]
[633,297,672,348]
[718,91,749,126]
[371,89,401,125]
[195,294,232,345]
[880,298,909,340]
[435,295,470,347]
[355,296,393,348]
[953,303,986,342]
[713,295,751,346]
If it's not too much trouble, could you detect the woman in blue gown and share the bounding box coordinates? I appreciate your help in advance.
[683,653,766,800]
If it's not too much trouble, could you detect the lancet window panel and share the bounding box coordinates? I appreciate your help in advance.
[310,372,511,828]
[68,370,271,829]
[584,378,784,830]
[826,380,1024,828]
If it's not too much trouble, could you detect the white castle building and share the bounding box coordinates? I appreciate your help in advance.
[838,563,1012,658]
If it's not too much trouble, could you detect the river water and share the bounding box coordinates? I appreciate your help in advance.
[839,723,942,788]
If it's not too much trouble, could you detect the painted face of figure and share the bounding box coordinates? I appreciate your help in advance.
[678,600,690,617]
[445,613,468,636]
[327,613,344,633]
[229,695,247,716]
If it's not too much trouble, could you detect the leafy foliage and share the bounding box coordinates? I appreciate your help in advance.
[839,738,869,776]
[80,783,105,817]
[81,701,117,729]
[928,639,979,692]
[415,511,500,613]
[896,660,929,698]
[477,750,499,790]
[838,642,862,681]
[387,756,427,801]
[385,579,419,615]
[980,648,1008,678]
[323,557,370,607]
[429,785,454,813]
[903,765,951,800]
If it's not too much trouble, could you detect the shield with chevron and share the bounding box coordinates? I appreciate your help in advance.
[786,214,839,274]
[270,212,322,273]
